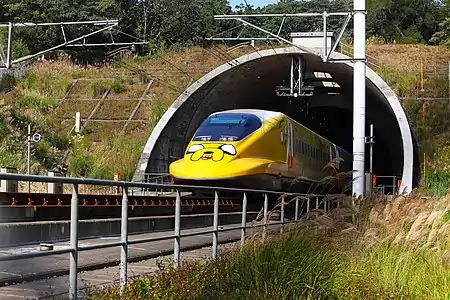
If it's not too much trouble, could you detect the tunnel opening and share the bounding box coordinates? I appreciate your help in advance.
[135,47,419,193]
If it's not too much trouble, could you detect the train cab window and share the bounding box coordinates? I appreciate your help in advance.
[193,113,262,142]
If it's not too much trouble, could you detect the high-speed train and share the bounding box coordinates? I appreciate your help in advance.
[169,109,352,192]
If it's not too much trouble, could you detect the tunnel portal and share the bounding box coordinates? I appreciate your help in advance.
[134,46,420,193]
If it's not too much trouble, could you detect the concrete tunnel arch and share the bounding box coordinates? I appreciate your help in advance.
[133,46,420,194]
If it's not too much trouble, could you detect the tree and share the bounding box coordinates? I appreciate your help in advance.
[366,0,444,44]
[430,18,450,46]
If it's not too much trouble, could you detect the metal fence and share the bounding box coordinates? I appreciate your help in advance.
[0,173,333,299]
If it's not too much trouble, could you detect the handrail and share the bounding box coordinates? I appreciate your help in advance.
[0,173,335,299]
[0,173,329,197]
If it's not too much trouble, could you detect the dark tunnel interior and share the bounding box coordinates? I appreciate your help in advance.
[144,51,420,187]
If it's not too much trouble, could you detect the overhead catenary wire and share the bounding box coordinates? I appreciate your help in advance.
[150,0,263,76]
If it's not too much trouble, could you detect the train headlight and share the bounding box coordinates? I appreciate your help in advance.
[186,144,204,154]
[219,144,236,155]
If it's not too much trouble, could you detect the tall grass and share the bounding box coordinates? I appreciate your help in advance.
[87,230,343,300]
[86,192,450,300]
[67,136,144,180]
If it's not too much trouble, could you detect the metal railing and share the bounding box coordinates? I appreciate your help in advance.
[372,175,402,196]
[0,173,333,299]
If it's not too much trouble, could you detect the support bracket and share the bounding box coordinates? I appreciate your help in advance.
[211,11,356,63]
[0,20,147,69]
[275,55,314,97]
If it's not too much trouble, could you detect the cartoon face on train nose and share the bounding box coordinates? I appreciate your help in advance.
[186,144,237,162]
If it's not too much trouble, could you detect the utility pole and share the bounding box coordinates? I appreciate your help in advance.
[369,124,374,175]
[365,124,375,194]
[6,23,13,69]
[352,0,367,198]
[27,124,31,193]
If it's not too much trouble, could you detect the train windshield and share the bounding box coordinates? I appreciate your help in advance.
[193,113,262,142]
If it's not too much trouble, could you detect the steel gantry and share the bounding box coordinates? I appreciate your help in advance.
[209,4,368,197]
[0,19,147,69]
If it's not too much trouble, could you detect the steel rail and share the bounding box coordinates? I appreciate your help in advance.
[0,173,327,197]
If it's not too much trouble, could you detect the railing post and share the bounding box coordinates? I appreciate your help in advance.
[294,197,299,221]
[240,193,247,250]
[280,196,285,234]
[69,183,79,300]
[173,190,181,269]
[263,193,268,240]
[307,197,310,213]
[120,186,129,295]
[323,197,327,214]
[212,191,219,260]
[316,196,319,210]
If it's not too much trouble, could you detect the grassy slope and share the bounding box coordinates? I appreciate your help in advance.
[0,43,449,188]
[366,44,450,196]
[0,46,253,186]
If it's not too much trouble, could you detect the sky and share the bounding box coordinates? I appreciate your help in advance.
[228,0,278,9]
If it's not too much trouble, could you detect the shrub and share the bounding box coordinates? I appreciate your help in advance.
[0,74,16,91]
[110,77,127,94]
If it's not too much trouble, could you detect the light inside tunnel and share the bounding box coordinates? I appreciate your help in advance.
[135,47,420,192]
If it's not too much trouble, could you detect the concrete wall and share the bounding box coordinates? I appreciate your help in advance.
[0,212,258,248]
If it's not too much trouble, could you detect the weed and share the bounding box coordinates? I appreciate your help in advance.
[0,74,17,91]
[110,77,127,94]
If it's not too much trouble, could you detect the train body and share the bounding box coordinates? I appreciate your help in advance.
[169,109,352,192]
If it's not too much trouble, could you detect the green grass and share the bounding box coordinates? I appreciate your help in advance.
[424,169,450,197]
[67,136,144,180]
[85,192,450,300]
[86,231,344,300]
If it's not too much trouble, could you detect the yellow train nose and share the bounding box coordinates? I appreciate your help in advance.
[169,157,274,180]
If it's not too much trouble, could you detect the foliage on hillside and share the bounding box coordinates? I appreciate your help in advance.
[1,0,450,62]
[86,192,450,299]
[0,46,255,181]
[364,43,450,195]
